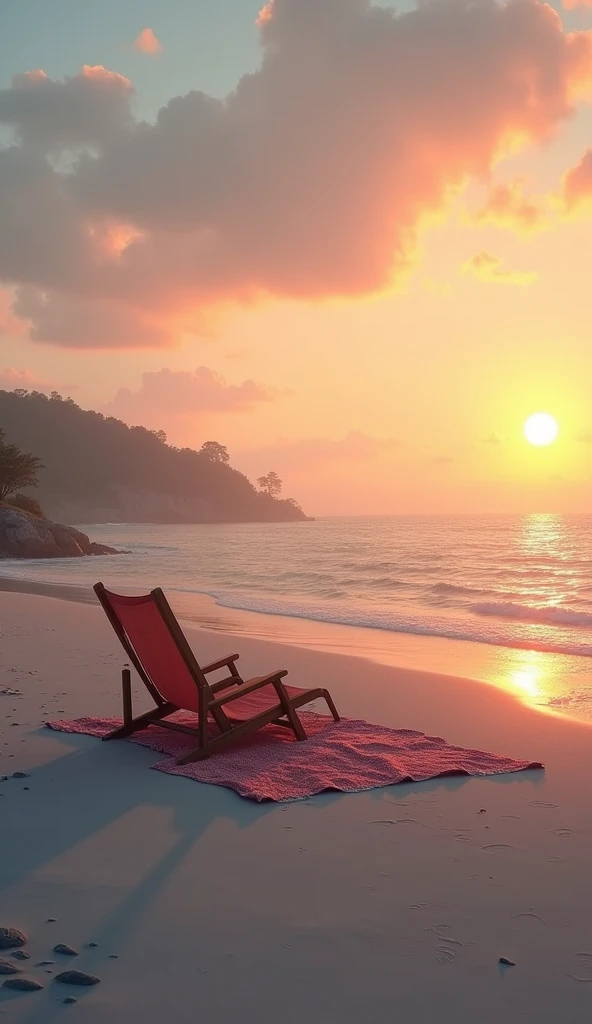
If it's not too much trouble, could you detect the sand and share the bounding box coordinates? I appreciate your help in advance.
[1,587,592,1023]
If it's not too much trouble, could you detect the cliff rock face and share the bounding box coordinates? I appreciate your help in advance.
[39,484,309,525]
[0,506,119,559]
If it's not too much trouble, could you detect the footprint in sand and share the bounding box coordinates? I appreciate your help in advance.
[552,828,572,838]
[529,800,559,809]
[569,952,592,983]
[512,912,547,926]
[482,844,514,853]
[426,926,464,963]
[453,828,474,842]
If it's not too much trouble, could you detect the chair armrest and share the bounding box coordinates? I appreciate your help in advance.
[209,670,288,708]
[201,653,240,674]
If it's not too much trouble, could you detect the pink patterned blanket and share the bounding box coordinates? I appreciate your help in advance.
[46,712,543,802]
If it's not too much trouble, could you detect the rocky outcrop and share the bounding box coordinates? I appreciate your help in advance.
[0,506,120,560]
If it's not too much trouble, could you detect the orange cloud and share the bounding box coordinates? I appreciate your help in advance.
[133,28,163,55]
[561,147,592,214]
[470,178,546,233]
[562,0,592,8]
[0,366,77,394]
[462,252,537,285]
[0,0,591,347]
[256,3,274,28]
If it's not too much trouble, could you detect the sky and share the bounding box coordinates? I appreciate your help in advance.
[1,0,592,515]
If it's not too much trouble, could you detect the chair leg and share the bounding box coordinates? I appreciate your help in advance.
[322,689,340,722]
[103,702,177,740]
[284,703,307,741]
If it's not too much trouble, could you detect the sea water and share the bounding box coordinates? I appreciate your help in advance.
[3,514,592,718]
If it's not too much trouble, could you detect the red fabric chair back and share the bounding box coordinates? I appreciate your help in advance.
[96,587,202,712]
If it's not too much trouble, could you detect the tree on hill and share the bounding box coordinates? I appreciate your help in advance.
[0,390,307,524]
[0,428,43,501]
[257,471,283,498]
[199,441,230,464]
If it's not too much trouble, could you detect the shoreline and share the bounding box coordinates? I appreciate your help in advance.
[2,572,591,725]
[2,589,592,1021]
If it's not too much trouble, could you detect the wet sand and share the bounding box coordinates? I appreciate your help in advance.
[1,588,592,1023]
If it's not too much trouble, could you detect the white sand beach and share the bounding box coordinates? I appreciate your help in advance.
[2,587,592,1023]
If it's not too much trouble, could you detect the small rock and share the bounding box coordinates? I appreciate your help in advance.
[85,942,98,949]
[10,951,30,961]
[46,918,57,923]
[499,957,516,966]
[12,772,30,779]
[55,971,100,987]
[53,944,78,956]
[477,808,487,814]
[64,997,77,1004]
[2,977,43,991]
[108,954,118,960]
[0,959,20,976]
[36,961,54,966]
[0,776,7,782]
[0,927,27,950]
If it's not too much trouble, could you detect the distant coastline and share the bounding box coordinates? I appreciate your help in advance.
[0,388,310,526]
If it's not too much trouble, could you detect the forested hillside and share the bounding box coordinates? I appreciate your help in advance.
[0,389,307,525]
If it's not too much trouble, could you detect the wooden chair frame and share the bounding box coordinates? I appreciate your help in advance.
[94,583,340,763]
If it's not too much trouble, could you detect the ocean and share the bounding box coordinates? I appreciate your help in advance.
[3,513,592,719]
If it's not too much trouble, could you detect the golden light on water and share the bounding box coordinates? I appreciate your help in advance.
[523,412,559,447]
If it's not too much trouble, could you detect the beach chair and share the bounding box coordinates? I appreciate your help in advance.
[93,583,340,763]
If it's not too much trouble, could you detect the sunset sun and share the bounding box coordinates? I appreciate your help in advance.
[523,412,559,447]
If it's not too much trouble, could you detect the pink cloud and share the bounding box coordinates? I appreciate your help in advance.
[104,366,281,425]
[0,366,75,394]
[237,431,398,473]
[0,0,591,347]
[133,28,163,55]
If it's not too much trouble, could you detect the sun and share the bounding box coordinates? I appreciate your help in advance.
[523,412,559,447]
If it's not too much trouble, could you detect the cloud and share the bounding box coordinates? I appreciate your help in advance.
[462,251,537,285]
[0,366,76,394]
[237,431,398,472]
[0,0,591,347]
[0,66,132,152]
[133,29,163,55]
[483,431,502,444]
[561,148,592,214]
[562,0,592,8]
[469,178,546,233]
[104,366,281,424]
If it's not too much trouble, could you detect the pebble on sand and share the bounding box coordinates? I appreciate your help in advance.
[53,944,78,956]
[64,997,77,1004]
[11,950,30,960]
[55,970,100,987]
[0,959,21,975]
[2,978,43,992]
[0,927,27,950]
[499,957,516,966]
[12,772,30,779]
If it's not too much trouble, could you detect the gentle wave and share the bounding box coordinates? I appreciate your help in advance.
[471,602,592,628]
[430,582,496,597]
[171,586,592,657]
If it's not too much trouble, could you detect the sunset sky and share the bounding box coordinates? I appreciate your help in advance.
[2,0,592,515]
